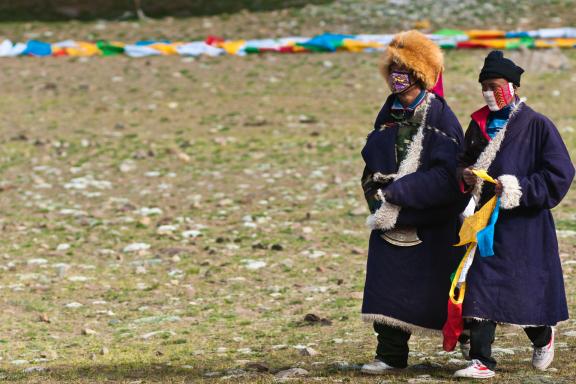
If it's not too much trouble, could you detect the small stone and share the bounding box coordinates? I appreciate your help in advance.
[492,347,514,355]
[100,347,109,355]
[304,313,321,323]
[40,350,58,360]
[157,225,178,235]
[56,243,70,251]
[303,313,332,326]
[299,347,319,356]
[27,258,48,265]
[141,330,176,340]
[68,276,89,282]
[82,328,97,336]
[176,152,190,162]
[24,366,48,373]
[271,344,288,350]
[298,115,317,124]
[123,243,150,253]
[182,230,201,238]
[245,362,269,372]
[350,247,363,255]
[275,367,309,378]
[349,206,366,216]
[243,260,267,270]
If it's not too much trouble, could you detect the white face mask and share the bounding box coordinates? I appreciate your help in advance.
[482,82,515,112]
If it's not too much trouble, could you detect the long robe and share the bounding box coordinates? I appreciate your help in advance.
[460,102,575,326]
[361,92,467,332]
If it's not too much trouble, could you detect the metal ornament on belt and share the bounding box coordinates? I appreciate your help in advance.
[381,226,422,247]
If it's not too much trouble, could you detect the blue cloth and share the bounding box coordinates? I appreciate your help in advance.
[486,104,512,138]
[22,40,52,57]
[476,198,501,257]
[135,40,170,46]
[391,89,426,111]
[298,33,354,52]
[390,90,427,120]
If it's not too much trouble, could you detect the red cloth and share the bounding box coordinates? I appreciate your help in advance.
[457,41,490,49]
[430,72,444,97]
[205,35,224,46]
[470,105,492,141]
[442,298,464,352]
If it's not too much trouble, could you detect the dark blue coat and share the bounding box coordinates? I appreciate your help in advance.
[361,93,467,331]
[462,104,575,326]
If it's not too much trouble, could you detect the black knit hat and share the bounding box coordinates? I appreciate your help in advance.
[478,50,524,87]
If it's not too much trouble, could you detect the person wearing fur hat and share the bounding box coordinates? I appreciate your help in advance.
[453,50,575,379]
[359,30,468,374]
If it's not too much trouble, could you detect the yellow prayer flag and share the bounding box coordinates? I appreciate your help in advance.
[455,196,498,246]
[472,169,497,184]
[150,43,180,55]
[219,40,246,55]
[341,39,384,52]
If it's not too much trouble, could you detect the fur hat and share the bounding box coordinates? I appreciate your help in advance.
[380,30,444,90]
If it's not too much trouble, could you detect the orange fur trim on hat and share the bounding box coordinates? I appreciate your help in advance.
[380,30,444,90]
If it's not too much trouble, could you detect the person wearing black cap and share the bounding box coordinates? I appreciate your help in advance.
[453,50,575,379]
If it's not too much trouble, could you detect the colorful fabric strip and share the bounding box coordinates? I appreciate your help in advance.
[1,28,575,59]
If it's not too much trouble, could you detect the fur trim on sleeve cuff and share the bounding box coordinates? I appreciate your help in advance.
[373,172,397,183]
[366,194,401,231]
[498,174,522,209]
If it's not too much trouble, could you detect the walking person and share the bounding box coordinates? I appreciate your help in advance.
[359,30,468,373]
[454,50,575,379]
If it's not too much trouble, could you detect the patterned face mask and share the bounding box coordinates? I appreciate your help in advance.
[482,82,515,111]
[389,71,414,94]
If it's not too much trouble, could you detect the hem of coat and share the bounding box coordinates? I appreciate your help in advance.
[362,313,441,335]
[463,316,568,328]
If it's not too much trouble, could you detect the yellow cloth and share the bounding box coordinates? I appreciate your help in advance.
[150,43,181,55]
[219,40,246,55]
[466,39,507,49]
[534,38,576,48]
[466,30,506,39]
[472,169,496,184]
[454,169,497,246]
[449,244,476,304]
[341,39,384,52]
[449,169,500,303]
[455,196,497,246]
[65,42,101,56]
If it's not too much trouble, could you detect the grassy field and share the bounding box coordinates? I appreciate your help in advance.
[0,9,576,384]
